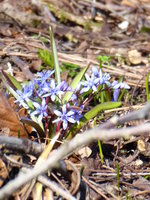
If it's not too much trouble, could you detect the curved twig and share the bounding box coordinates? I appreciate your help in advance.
[0,123,150,199]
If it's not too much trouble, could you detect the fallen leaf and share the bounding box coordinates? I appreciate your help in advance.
[0,158,8,187]
[0,90,27,138]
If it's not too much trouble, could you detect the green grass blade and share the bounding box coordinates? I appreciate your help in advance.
[63,66,88,103]
[49,26,61,84]
[66,101,122,139]
[7,74,22,90]
[116,161,120,189]
[146,73,150,102]
[98,140,103,165]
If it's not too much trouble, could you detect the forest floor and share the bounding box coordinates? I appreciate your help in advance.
[0,0,150,199]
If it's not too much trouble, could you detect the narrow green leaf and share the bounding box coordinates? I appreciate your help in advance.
[7,74,22,90]
[98,140,103,165]
[118,89,126,102]
[49,26,61,84]
[116,161,120,189]
[63,66,88,103]
[146,73,150,102]
[66,101,122,139]
[2,70,21,90]
[84,102,122,120]
[27,100,34,110]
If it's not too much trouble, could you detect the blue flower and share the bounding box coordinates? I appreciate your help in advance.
[59,81,69,91]
[31,98,48,122]
[70,94,77,101]
[112,80,130,101]
[36,70,55,84]
[16,81,34,105]
[70,103,84,125]
[112,81,130,90]
[113,88,120,102]
[92,67,111,86]
[53,104,76,130]
[42,79,64,101]
[80,73,99,94]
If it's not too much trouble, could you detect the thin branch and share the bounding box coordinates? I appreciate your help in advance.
[38,176,76,200]
[100,101,150,129]
[0,123,150,199]
[0,136,43,156]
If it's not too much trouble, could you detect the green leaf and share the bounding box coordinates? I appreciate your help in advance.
[7,74,21,90]
[1,70,21,90]
[49,26,61,84]
[63,62,81,70]
[38,49,54,69]
[84,102,121,120]
[97,55,111,68]
[63,66,88,103]
[146,73,150,102]
[27,100,34,110]
[141,26,150,34]
[116,161,120,189]
[97,55,111,63]
[62,62,81,78]
[66,101,122,139]
[98,140,103,165]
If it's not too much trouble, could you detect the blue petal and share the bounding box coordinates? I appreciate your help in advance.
[62,105,67,114]
[63,120,68,130]
[54,110,62,116]
[80,86,90,94]
[67,117,76,123]
[85,73,90,81]
[51,94,56,101]
[113,89,120,101]
[66,110,75,117]
[53,117,61,123]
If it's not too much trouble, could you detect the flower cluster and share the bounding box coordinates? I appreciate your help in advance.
[14,67,130,130]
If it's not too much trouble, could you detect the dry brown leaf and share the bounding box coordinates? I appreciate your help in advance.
[0,91,27,138]
[0,158,8,187]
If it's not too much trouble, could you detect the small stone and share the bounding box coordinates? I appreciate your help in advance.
[78,146,92,158]
[118,21,129,31]
[135,159,143,166]
[128,49,142,64]
[137,139,146,152]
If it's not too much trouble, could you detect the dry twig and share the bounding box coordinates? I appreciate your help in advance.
[0,136,43,156]
[0,122,150,199]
